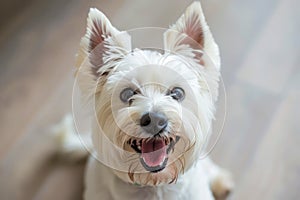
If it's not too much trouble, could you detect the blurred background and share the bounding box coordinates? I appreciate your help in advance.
[0,0,299,199]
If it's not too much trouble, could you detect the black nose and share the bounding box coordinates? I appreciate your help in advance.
[140,112,168,134]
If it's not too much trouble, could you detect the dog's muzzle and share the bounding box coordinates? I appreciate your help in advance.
[126,112,180,173]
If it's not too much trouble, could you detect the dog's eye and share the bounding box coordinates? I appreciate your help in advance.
[169,87,185,101]
[120,88,136,103]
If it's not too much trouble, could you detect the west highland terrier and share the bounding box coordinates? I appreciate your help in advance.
[60,2,233,200]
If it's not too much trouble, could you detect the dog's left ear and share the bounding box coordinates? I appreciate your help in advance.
[76,8,131,76]
[164,2,220,70]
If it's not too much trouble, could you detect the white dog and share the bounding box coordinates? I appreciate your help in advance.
[60,2,233,200]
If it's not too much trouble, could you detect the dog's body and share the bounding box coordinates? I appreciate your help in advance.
[64,2,233,200]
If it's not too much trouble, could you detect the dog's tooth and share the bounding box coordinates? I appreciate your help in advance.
[171,136,176,143]
[137,139,141,146]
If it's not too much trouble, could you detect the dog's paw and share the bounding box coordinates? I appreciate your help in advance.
[211,170,234,200]
[52,114,90,162]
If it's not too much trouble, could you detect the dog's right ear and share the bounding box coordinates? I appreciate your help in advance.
[76,8,131,76]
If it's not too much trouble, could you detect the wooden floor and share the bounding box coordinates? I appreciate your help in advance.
[0,0,299,199]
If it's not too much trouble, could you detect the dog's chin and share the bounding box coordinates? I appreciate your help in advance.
[127,135,180,173]
[113,158,182,186]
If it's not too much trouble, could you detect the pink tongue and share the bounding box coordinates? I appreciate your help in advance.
[141,138,167,167]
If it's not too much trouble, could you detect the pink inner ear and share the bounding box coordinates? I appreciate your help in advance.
[88,20,111,69]
[184,14,204,48]
[89,21,106,51]
[185,28,204,48]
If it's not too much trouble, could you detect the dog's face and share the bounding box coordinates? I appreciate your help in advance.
[76,2,220,186]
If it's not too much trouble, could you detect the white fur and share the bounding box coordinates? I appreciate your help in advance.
[69,2,233,200]
[84,157,216,200]
[54,114,91,161]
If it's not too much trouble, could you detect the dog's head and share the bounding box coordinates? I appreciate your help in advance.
[76,2,220,186]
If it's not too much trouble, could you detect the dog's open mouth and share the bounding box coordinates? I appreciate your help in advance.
[128,136,180,173]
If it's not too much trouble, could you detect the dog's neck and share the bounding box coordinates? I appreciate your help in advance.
[96,160,212,200]
[111,164,192,196]
[85,152,214,200]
